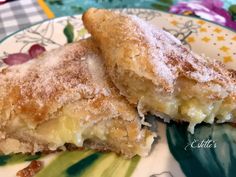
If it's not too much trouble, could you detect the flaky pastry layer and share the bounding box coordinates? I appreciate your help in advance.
[83,8,236,132]
[0,39,154,157]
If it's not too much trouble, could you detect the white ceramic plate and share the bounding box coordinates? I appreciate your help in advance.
[0,9,236,177]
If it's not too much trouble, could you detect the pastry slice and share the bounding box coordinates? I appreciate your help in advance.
[0,39,154,157]
[83,8,236,132]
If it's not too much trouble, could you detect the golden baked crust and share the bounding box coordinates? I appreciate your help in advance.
[0,39,154,157]
[83,8,236,131]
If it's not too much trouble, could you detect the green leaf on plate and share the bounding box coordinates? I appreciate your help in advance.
[0,153,41,166]
[63,21,74,43]
[167,122,236,177]
[78,28,87,36]
[229,5,236,21]
[35,150,140,177]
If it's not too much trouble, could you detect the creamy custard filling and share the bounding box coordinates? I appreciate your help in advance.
[36,115,109,149]
[117,69,236,132]
[148,95,236,122]
[33,104,153,155]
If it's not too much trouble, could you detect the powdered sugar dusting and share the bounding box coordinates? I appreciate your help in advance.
[0,41,111,125]
[128,14,236,95]
[129,15,175,91]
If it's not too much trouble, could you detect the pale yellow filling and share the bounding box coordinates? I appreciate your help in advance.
[35,107,108,150]
[118,69,236,127]
[145,96,236,124]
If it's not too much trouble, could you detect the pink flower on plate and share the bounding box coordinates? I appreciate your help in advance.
[3,44,46,66]
[28,44,46,58]
[3,53,32,65]
[169,0,236,30]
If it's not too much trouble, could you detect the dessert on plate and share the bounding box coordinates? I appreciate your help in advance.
[0,39,154,157]
[83,8,236,132]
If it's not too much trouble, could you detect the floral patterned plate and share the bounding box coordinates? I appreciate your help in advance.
[0,9,236,177]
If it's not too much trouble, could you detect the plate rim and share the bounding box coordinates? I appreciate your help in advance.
[1,8,235,44]
[0,7,235,177]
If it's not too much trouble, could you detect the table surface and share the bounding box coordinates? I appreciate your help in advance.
[0,0,235,40]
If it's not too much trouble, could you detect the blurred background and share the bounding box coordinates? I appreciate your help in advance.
[0,0,236,40]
